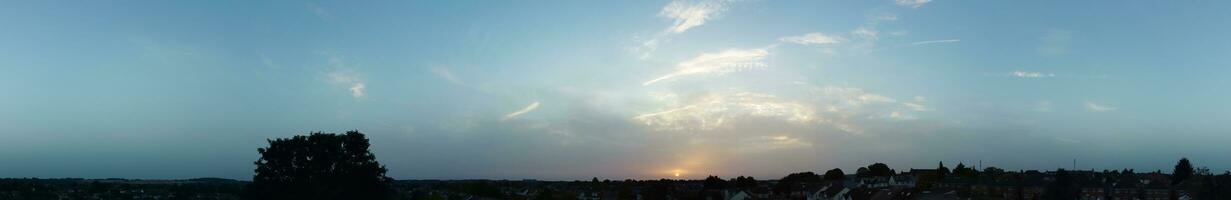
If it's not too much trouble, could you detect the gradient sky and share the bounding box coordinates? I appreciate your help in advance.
[2,0,1230,181]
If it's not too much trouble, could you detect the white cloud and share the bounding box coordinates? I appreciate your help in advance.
[348,83,366,98]
[635,85,925,134]
[884,111,917,120]
[871,13,899,22]
[1010,70,1056,78]
[780,32,843,45]
[851,27,879,41]
[1085,102,1117,112]
[328,69,365,99]
[632,38,663,60]
[660,0,729,34]
[643,48,769,86]
[635,0,736,59]
[903,102,932,111]
[502,102,542,121]
[323,53,366,99]
[634,91,817,131]
[736,135,814,153]
[911,39,960,45]
[895,0,932,8]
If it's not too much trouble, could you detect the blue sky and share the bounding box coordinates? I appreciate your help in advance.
[2,0,1230,180]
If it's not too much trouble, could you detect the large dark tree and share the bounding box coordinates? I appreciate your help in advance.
[1173,158,1194,185]
[245,131,393,200]
[856,167,871,178]
[823,168,846,181]
[868,163,894,177]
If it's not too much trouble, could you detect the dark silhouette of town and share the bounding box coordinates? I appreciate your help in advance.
[2,131,1229,200]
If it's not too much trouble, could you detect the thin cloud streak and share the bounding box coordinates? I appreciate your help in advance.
[502,102,541,121]
[1085,102,1117,112]
[643,48,769,86]
[911,39,960,45]
[1010,70,1055,78]
[895,0,932,8]
[780,32,842,45]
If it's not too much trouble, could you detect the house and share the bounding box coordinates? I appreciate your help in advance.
[724,190,751,200]
[808,185,850,200]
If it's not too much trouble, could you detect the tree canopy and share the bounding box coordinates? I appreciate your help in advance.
[245,131,393,200]
[823,168,846,181]
[867,163,895,177]
[1173,157,1194,185]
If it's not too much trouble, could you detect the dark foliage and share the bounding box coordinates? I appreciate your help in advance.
[773,171,821,194]
[936,162,950,180]
[867,163,895,177]
[823,168,846,181]
[245,131,393,200]
[730,176,758,189]
[1173,158,1194,185]
[702,176,728,190]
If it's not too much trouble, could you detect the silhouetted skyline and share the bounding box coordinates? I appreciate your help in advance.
[2,1,1230,181]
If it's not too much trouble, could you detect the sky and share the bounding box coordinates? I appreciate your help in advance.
[2,0,1230,181]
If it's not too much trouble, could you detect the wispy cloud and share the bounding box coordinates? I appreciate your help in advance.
[305,2,335,22]
[634,91,816,131]
[780,32,843,45]
[851,27,879,41]
[1085,101,1117,112]
[431,67,464,85]
[643,48,769,86]
[1010,70,1056,78]
[635,0,736,59]
[736,135,814,153]
[895,0,932,8]
[660,0,730,34]
[328,69,365,98]
[911,39,960,46]
[323,53,366,99]
[903,102,932,111]
[502,102,541,121]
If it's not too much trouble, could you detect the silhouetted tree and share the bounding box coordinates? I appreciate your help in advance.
[936,162,950,180]
[953,163,977,178]
[823,168,846,181]
[856,167,870,178]
[773,172,821,194]
[868,163,894,177]
[731,176,758,189]
[703,176,729,190]
[983,167,1005,177]
[245,131,393,200]
[1173,158,1194,185]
